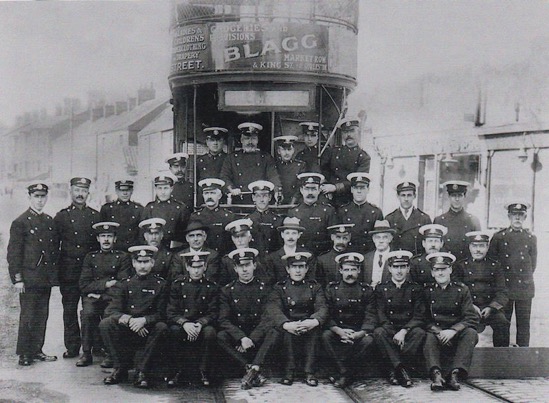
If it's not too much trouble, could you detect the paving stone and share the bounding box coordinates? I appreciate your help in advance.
[469,378,549,403]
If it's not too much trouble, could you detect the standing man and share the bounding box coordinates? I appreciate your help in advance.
[142,175,190,249]
[320,117,370,206]
[434,181,481,262]
[316,224,354,287]
[220,122,281,204]
[488,202,537,347]
[295,121,329,173]
[54,177,99,359]
[77,222,132,367]
[322,252,377,388]
[363,220,396,288]
[99,180,143,251]
[423,252,478,391]
[166,152,194,209]
[190,178,236,256]
[373,251,426,388]
[245,180,284,257]
[338,173,383,254]
[196,127,228,183]
[273,135,306,204]
[139,218,174,279]
[410,224,448,287]
[287,172,336,255]
[385,181,432,255]
[100,245,169,388]
[453,231,509,347]
[7,183,59,366]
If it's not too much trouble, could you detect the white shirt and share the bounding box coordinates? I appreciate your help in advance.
[371,249,389,286]
[400,206,414,221]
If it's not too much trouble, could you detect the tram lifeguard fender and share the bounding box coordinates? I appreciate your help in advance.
[468,347,549,378]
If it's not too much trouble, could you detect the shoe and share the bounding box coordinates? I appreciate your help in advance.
[76,352,93,367]
[388,370,399,385]
[252,373,267,387]
[334,376,348,388]
[62,350,79,359]
[93,347,107,357]
[305,374,318,387]
[280,373,293,386]
[200,370,210,387]
[134,371,149,389]
[167,372,181,388]
[241,365,258,390]
[430,369,445,391]
[100,355,113,368]
[33,352,57,362]
[104,368,129,385]
[446,369,461,391]
[18,355,33,366]
[398,367,413,387]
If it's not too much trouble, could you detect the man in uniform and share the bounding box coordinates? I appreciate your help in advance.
[316,224,354,286]
[322,252,376,388]
[453,231,509,347]
[320,117,370,206]
[287,172,336,254]
[141,175,190,249]
[220,122,281,204]
[363,220,396,288]
[77,222,132,367]
[385,181,432,255]
[373,251,426,388]
[263,217,317,286]
[423,252,478,391]
[217,248,278,390]
[434,181,481,261]
[99,180,143,250]
[167,251,219,387]
[488,202,537,347]
[100,245,169,388]
[273,135,306,204]
[266,252,328,387]
[166,152,194,209]
[190,178,236,256]
[245,180,284,257]
[295,121,329,172]
[7,183,59,366]
[410,224,448,287]
[338,173,383,254]
[139,218,174,279]
[196,127,228,183]
[54,177,99,359]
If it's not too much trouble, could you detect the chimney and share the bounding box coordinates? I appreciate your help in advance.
[137,84,156,105]
[105,104,115,118]
[115,101,128,115]
[128,97,137,111]
[92,106,105,121]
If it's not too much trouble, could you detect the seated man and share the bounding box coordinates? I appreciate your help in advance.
[167,251,219,387]
[423,252,478,391]
[77,222,132,368]
[373,251,426,388]
[363,220,396,288]
[100,246,169,388]
[217,248,279,390]
[322,252,376,388]
[453,231,509,347]
[265,252,328,387]
[316,224,354,287]
[410,224,448,287]
[139,218,175,279]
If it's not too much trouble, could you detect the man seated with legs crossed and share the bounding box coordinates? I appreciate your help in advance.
[217,248,279,389]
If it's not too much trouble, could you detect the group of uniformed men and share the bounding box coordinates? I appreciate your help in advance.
[7,118,537,392]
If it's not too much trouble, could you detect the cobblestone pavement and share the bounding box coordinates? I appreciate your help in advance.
[469,378,549,403]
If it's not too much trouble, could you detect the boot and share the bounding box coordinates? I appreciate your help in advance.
[430,368,445,391]
[446,369,461,391]
[76,352,93,367]
[399,367,413,388]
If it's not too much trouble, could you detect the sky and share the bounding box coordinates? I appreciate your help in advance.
[2,0,549,127]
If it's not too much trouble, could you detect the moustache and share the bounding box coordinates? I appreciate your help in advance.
[206,198,214,203]
[345,275,355,280]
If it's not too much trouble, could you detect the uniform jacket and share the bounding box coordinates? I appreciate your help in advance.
[275,158,307,203]
[433,208,481,261]
[246,209,284,256]
[149,244,176,279]
[220,254,268,287]
[99,200,143,250]
[266,278,328,328]
[167,276,219,326]
[104,273,168,325]
[7,208,59,288]
[385,207,432,255]
[323,146,371,194]
[316,247,349,287]
[288,201,336,254]
[488,227,537,299]
[409,253,435,287]
[190,206,236,256]
[220,150,282,190]
[295,145,330,173]
[142,197,190,245]
[79,249,132,296]
[375,279,425,332]
[453,256,508,310]
[196,152,228,184]
[325,280,376,332]
[263,246,318,286]
[54,204,99,284]
[362,250,392,287]
[170,247,220,284]
[218,277,271,341]
[424,281,479,333]
[337,201,384,254]
[172,180,195,210]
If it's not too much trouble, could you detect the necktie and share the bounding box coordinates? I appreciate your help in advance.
[378,254,383,268]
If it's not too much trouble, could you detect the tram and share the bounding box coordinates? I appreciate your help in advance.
[168,0,360,209]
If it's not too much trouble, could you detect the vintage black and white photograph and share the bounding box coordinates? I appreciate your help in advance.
[1,1,548,401]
